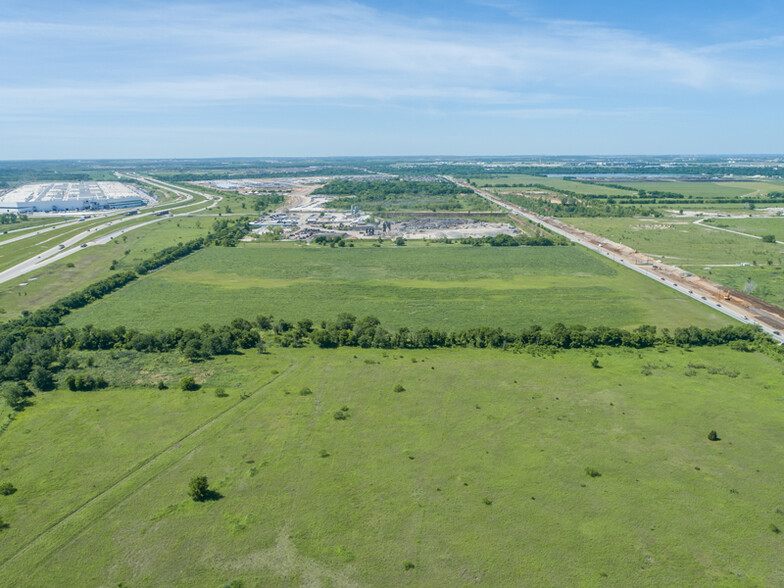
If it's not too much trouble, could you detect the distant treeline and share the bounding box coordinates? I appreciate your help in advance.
[316,179,483,212]
[0,213,28,225]
[315,179,464,199]
[438,233,568,247]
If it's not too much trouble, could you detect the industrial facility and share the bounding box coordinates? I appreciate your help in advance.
[0,182,150,213]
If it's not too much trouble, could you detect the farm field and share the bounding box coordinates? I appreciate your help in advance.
[476,174,635,196]
[611,181,757,199]
[1,345,784,586]
[64,242,731,331]
[0,216,209,318]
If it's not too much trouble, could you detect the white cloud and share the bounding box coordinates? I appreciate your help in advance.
[0,0,781,117]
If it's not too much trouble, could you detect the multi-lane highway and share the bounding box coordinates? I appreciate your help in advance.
[0,176,221,286]
[449,177,784,344]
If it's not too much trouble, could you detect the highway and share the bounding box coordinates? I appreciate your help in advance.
[448,177,784,344]
[0,176,221,286]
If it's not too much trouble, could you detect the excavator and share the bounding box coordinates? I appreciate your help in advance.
[722,290,731,301]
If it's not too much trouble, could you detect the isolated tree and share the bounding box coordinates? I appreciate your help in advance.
[708,430,719,441]
[188,476,210,501]
[180,376,198,391]
[0,482,16,496]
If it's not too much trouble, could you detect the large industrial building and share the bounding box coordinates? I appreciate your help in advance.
[0,182,150,213]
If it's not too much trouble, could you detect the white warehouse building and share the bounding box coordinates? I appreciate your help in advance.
[0,182,149,213]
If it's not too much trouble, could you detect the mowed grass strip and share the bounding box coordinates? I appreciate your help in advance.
[64,243,730,331]
[1,346,783,586]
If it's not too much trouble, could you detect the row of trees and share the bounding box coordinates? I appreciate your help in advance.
[0,213,28,225]
[449,233,566,247]
[305,314,765,351]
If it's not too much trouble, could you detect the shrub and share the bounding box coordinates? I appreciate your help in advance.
[333,411,347,420]
[585,467,601,478]
[483,497,493,505]
[394,384,405,393]
[708,430,719,441]
[30,366,55,391]
[299,386,312,396]
[157,380,167,390]
[319,449,330,458]
[770,523,781,534]
[0,482,16,496]
[215,388,229,398]
[188,476,210,501]
[591,358,600,368]
[403,561,415,570]
[180,376,198,391]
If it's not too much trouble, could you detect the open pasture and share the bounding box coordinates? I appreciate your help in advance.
[476,174,635,196]
[63,242,730,331]
[1,345,783,586]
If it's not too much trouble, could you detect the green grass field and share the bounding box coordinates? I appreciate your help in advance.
[63,242,731,331]
[476,175,635,196]
[0,217,209,318]
[612,181,757,199]
[569,217,784,266]
[2,345,783,586]
[704,216,784,239]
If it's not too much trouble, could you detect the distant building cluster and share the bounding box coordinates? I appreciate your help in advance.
[0,182,149,213]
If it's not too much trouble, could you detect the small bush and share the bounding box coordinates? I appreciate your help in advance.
[585,467,601,478]
[319,449,330,458]
[0,482,16,496]
[403,561,415,570]
[157,380,167,390]
[215,388,229,398]
[708,430,719,441]
[180,376,198,391]
[770,523,781,534]
[483,497,493,505]
[591,358,600,368]
[333,411,347,420]
[394,384,405,393]
[299,386,312,396]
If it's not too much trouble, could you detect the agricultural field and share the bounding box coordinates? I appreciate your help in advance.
[2,345,784,586]
[64,242,731,332]
[476,175,635,196]
[612,180,784,200]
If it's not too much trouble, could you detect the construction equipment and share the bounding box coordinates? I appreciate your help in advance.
[722,290,731,301]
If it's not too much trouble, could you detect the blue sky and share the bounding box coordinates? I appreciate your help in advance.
[1,0,783,158]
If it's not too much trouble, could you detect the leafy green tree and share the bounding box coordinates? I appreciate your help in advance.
[189,476,210,501]
[180,376,198,391]
[1,382,32,411]
[0,482,16,495]
[30,366,55,391]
